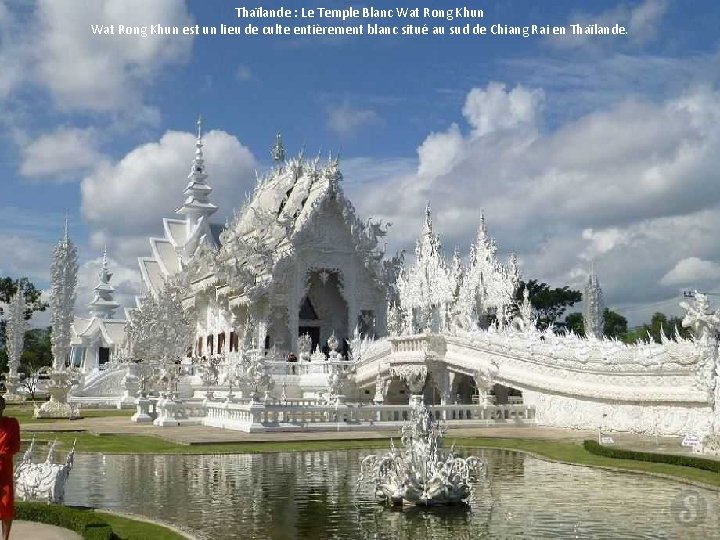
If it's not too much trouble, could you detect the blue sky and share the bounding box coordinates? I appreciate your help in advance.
[1,0,720,326]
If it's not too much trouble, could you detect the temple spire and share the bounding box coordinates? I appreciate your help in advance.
[176,116,219,254]
[88,247,120,319]
[271,132,285,163]
[583,267,604,339]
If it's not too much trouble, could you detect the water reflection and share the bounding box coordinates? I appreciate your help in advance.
[56,448,719,539]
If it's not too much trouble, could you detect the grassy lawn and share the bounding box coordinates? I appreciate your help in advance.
[23,430,393,454]
[451,436,720,488]
[94,511,188,540]
[16,502,187,540]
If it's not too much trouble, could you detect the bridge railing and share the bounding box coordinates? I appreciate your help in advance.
[202,401,535,432]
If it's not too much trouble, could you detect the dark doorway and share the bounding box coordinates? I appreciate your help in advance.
[299,326,320,351]
[98,347,110,365]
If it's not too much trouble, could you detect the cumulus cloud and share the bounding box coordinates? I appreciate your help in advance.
[462,82,543,137]
[661,257,720,287]
[20,128,107,180]
[0,0,193,113]
[326,103,380,135]
[347,81,720,325]
[81,129,257,263]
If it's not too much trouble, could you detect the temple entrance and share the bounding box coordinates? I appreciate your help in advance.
[299,270,348,352]
[98,347,110,366]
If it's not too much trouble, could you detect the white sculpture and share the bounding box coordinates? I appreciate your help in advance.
[583,271,604,339]
[49,219,78,371]
[126,279,194,368]
[36,220,79,419]
[3,291,26,402]
[358,400,484,506]
[15,438,76,504]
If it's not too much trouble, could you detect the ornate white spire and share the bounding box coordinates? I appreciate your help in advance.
[583,267,604,339]
[5,290,27,376]
[397,205,455,333]
[88,246,120,319]
[456,213,518,330]
[271,132,285,164]
[50,220,78,370]
[175,116,219,263]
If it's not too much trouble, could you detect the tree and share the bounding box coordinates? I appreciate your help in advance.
[564,312,584,335]
[0,277,48,320]
[0,277,49,352]
[621,311,692,344]
[602,308,627,339]
[516,280,582,331]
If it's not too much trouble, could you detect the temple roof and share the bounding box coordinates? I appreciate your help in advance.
[71,317,127,346]
[205,151,387,301]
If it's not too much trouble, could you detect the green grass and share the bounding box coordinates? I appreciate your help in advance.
[450,436,720,488]
[9,405,131,424]
[16,502,185,540]
[94,511,187,540]
[23,430,393,454]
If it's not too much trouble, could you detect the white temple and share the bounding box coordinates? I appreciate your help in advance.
[138,118,388,360]
[63,119,720,446]
[69,248,127,371]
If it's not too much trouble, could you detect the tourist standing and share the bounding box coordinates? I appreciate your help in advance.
[0,397,20,540]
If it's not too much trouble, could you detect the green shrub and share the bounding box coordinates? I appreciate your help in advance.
[583,440,720,473]
[15,502,115,540]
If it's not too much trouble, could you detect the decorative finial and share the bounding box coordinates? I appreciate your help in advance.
[102,244,108,269]
[424,202,432,229]
[196,114,203,141]
[271,132,285,163]
[63,213,69,243]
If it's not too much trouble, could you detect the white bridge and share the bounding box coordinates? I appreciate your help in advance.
[349,327,716,437]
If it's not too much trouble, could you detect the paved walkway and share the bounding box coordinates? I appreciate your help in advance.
[11,521,81,540]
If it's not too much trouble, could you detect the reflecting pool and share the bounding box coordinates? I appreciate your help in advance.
[60,448,718,539]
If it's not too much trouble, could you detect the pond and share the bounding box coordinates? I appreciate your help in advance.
[59,448,718,539]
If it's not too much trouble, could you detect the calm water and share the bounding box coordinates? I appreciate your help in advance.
[57,448,719,539]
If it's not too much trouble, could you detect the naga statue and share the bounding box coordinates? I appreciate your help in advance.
[358,400,485,506]
[15,438,76,504]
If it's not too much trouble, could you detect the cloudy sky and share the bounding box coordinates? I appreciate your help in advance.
[1,0,719,326]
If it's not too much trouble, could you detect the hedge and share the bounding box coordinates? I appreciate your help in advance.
[583,440,720,473]
[16,502,116,540]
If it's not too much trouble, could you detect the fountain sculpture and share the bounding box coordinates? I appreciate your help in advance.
[358,399,485,506]
[15,438,76,504]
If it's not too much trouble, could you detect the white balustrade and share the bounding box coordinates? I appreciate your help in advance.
[201,400,534,432]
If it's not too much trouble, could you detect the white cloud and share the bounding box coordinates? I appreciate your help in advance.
[417,124,464,179]
[462,82,543,137]
[81,129,257,263]
[326,103,380,135]
[554,0,668,50]
[346,81,720,325]
[20,128,106,180]
[0,0,193,113]
[661,257,720,287]
[0,234,52,284]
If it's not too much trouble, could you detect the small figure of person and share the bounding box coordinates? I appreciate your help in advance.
[0,396,20,540]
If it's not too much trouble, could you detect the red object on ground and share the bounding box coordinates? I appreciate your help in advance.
[0,417,20,519]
